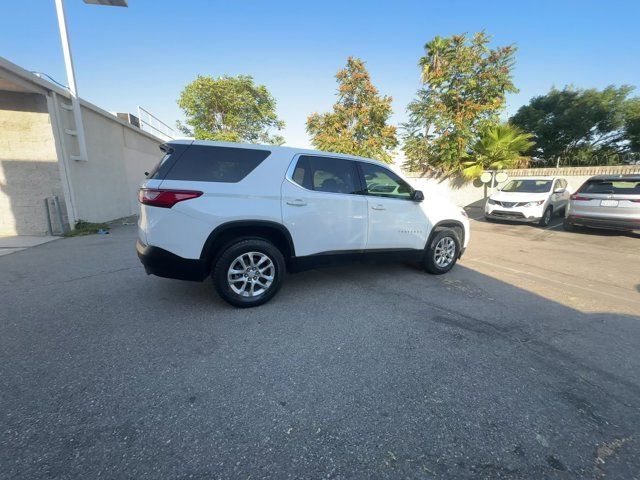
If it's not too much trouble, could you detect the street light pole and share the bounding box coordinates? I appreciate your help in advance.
[54,0,89,161]
[53,0,128,162]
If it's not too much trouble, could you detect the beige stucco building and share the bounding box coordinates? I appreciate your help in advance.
[0,56,163,236]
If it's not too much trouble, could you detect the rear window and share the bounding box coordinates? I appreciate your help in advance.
[148,143,189,180]
[580,180,640,195]
[164,145,270,182]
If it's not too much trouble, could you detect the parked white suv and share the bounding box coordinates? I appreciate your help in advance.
[484,177,571,226]
[137,141,470,307]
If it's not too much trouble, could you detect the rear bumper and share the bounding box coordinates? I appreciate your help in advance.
[136,240,208,281]
[566,215,640,231]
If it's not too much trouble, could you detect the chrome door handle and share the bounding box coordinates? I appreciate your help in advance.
[286,199,307,206]
[371,204,386,210]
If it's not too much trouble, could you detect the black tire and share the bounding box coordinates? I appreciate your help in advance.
[424,229,460,275]
[212,238,285,308]
[539,206,553,227]
[563,219,577,232]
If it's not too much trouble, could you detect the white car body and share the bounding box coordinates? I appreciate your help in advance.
[484,177,571,224]
[137,140,470,306]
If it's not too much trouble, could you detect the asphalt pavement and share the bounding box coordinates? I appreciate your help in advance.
[1,217,639,479]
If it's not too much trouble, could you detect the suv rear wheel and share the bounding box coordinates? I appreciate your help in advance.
[212,238,285,308]
[424,229,460,274]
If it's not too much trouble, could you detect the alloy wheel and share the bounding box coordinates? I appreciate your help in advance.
[227,252,275,297]
[434,236,456,268]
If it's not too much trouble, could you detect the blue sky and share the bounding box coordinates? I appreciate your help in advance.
[2,0,639,148]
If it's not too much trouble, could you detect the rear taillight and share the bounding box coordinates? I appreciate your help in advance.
[570,194,591,201]
[138,188,203,208]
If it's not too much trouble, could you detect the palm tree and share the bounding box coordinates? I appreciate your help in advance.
[419,36,449,83]
[462,124,535,179]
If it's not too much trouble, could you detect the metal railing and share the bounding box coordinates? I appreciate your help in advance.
[137,106,178,142]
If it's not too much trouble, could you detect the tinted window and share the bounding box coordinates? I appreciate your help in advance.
[580,179,640,195]
[165,145,270,182]
[360,162,413,199]
[501,179,552,193]
[149,143,189,180]
[292,156,313,190]
[291,155,360,194]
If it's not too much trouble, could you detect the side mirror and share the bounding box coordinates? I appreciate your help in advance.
[412,190,424,202]
[554,188,565,194]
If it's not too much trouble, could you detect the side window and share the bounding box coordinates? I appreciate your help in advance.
[291,155,360,194]
[291,156,313,190]
[164,145,270,183]
[359,162,413,200]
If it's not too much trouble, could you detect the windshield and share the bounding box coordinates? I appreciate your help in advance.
[500,179,552,193]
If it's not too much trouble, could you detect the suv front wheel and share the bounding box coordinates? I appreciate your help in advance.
[424,229,460,274]
[212,238,285,308]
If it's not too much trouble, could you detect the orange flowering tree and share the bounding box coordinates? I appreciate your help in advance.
[307,57,398,163]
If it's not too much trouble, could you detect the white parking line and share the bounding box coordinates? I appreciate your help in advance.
[544,223,564,231]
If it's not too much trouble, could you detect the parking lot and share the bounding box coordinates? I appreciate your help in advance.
[1,215,639,479]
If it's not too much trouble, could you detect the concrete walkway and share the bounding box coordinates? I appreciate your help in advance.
[0,235,59,256]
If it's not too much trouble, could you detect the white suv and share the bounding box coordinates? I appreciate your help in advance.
[484,177,571,226]
[137,141,470,307]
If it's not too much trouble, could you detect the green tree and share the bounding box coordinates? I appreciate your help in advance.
[461,124,534,179]
[402,31,518,172]
[510,85,634,164]
[306,57,398,163]
[177,75,285,144]
[624,97,640,153]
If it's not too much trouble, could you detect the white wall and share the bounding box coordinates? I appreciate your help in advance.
[58,100,162,224]
[0,92,65,235]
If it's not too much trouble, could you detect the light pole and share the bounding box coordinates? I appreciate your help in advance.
[53,0,128,161]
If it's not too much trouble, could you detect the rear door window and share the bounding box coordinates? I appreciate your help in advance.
[164,145,270,182]
[580,180,640,195]
[291,156,313,190]
[291,155,360,194]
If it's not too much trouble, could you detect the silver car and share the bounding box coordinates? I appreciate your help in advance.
[564,175,640,232]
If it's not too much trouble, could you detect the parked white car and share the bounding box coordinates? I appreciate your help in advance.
[484,177,571,226]
[137,140,470,307]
